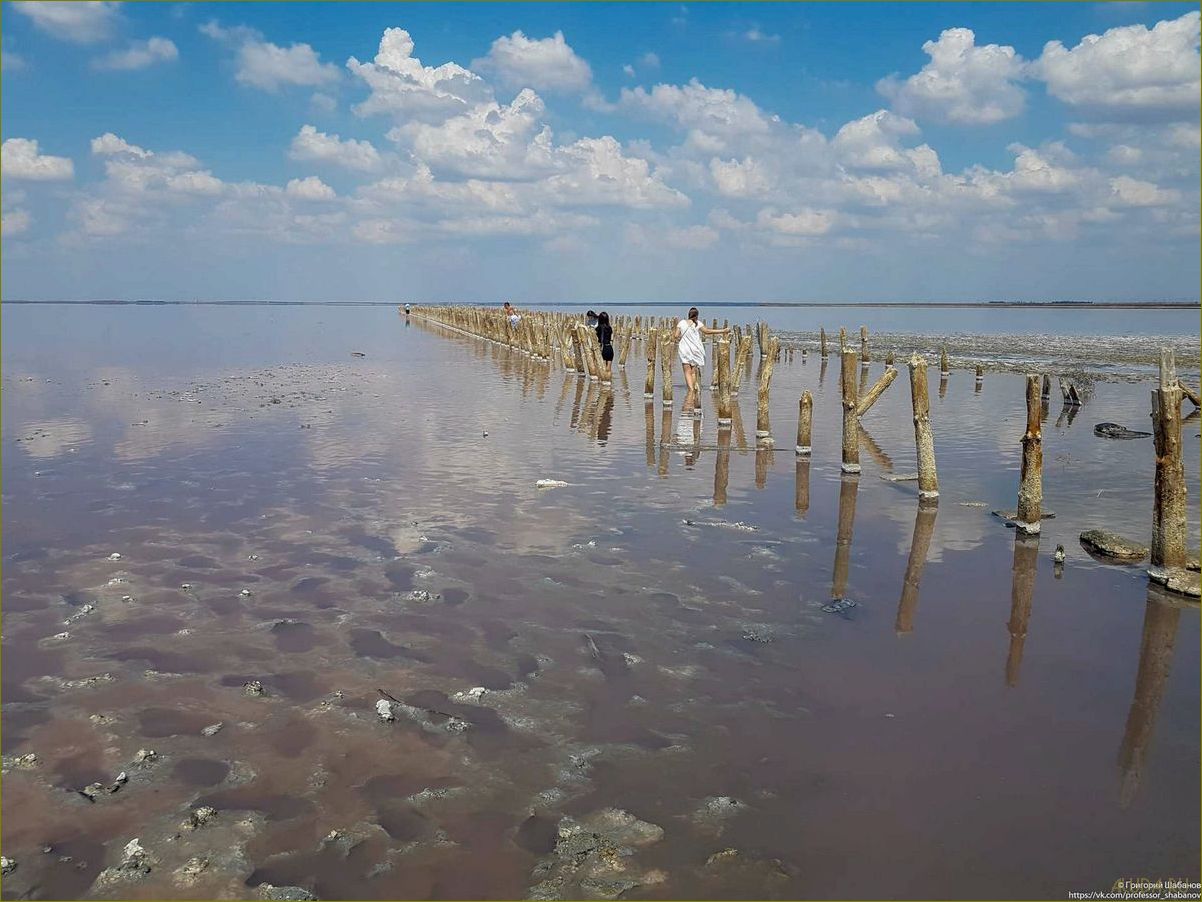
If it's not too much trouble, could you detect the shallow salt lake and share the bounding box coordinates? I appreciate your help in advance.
[2,304,1199,900]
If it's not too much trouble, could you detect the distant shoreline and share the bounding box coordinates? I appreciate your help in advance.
[2,299,1199,309]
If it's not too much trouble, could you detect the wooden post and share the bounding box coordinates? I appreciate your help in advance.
[856,367,897,418]
[885,349,894,369]
[1178,380,1201,408]
[660,332,675,406]
[907,354,939,499]
[1150,349,1187,583]
[756,337,779,442]
[860,326,870,365]
[839,327,847,353]
[643,328,657,399]
[832,475,859,599]
[1006,534,1040,687]
[819,327,828,358]
[895,502,938,636]
[795,392,812,455]
[1015,374,1043,534]
[940,345,950,376]
[732,333,752,395]
[716,338,733,427]
[618,331,633,368]
[710,337,721,391]
[840,348,860,473]
[1041,374,1051,400]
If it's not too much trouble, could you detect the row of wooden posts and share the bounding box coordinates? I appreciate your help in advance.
[407,305,1197,596]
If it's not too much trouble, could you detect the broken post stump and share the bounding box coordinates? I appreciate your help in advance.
[840,348,860,473]
[907,354,939,499]
[796,391,813,455]
[1015,374,1044,534]
[643,328,657,399]
[716,338,733,427]
[756,337,779,442]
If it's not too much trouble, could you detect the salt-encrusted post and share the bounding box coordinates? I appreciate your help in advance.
[1015,374,1043,534]
[619,331,633,368]
[643,328,658,399]
[860,326,870,366]
[1150,348,1187,584]
[660,331,675,406]
[940,346,950,377]
[716,338,733,427]
[820,327,828,358]
[885,349,894,369]
[1041,374,1051,400]
[907,353,939,499]
[856,367,897,418]
[839,327,847,353]
[795,391,813,456]
[840,348,860,473]
[895,502,938,636]
[756,337,779,442]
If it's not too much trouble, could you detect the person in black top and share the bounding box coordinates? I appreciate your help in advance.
[595,311,614,381]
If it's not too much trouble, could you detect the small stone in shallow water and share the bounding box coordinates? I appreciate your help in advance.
[1,857,15,875]
[108,553,122,561]
[243,680,265,696]
[134,749,157,764]
[536,479,568,488]
[200,723,223,737]
[255,883,318,901]
[184,806,217,830]
[375,699,395,722]
[79,782,104,801]
[1079,530,1148,563]
[1053,545,1066,564]
[240,588,252,597]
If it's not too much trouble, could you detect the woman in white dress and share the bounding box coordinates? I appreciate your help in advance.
[674,307,731,394]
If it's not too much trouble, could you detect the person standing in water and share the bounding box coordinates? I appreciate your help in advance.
[675,307,730,395]
[595,311,615,381]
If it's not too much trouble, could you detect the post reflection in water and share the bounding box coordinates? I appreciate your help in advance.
[1055,401,1080,428]
[939,375,949,399]
[714,427,731,507]
[794,458,810,517]
[819,356,828,387]
[831,475,860,599]
[570,376,586,429]
[1118,586,1183,809]
[595,390,614,443]
[644,402,656,469]
[1005,534,1040,687]
[555,374,574,421]
[894,501,938,635]
[755,444,774,490]
[684,411,703,467]
[730,397,749,452]
[577,379,599,436]
[857,424,893,474]
[657,407,672,477]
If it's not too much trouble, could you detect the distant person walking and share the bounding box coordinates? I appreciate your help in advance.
[675,307,730,394]
[503,301,521,328]
[595,311,614,380]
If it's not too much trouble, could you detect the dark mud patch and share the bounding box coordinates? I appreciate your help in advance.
[271,620,318,653]
[479,620,517,649]
[440,587,470,606]
[375,803,431,841]
[177,555,222,569]
[347,531,398,559]
[173,757,231,787]
[137,707,219,738]
[2,707,51,753]
[514,812,559,854]
[112,646,209,673]
[197,784,315,821]
[98,613,187,639]
[52,751,110,790]
[291,577,328,594]
[383,563,415,590]
[17,837,106,900]
[349,629,429,663]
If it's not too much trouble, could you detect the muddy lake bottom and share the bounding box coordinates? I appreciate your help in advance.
[2,305,1199,900]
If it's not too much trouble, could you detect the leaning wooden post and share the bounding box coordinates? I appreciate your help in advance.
[643,328,657,398]
[856,367,897,418]
[1015,374,1043,534]
[795,392,812,456]
[660,332,675,406]
[756,337,779,443]
[618,331,633,368]
[819,327,828,358]
[1149,349,1187,584]
[860,326,870,366]
[716,338,733,427]
[907,354,939,499]
[840,348,860,473]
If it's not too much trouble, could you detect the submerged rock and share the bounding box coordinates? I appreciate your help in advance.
[1079,530,1148,563]
[527,809,664,901]
[243,680,265,696]
[1,856,16,875]
[375,699,395,723]
[173,856,209,886]
[1093,422,1151,439]
[201,722,224,737]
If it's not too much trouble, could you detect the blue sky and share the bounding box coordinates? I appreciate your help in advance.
[2,2,1199,302]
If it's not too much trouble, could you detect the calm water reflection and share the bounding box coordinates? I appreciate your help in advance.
[2,305,1198,900]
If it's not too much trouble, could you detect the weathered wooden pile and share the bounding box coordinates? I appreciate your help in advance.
[406,305,1199,598]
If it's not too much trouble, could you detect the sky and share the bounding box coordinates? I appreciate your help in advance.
[1,1,1199,303]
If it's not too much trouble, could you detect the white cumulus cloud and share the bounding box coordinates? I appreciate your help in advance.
[2,209,32,237]
[1032,12,1200,119]
[473,30,592,93]
[13,1,117,44]
[289,125,382,172]
[877,27,1027,124]
[1,137,75,180]
[93,37,179,71]
[286,176,336,201]
[201,19,340,92]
